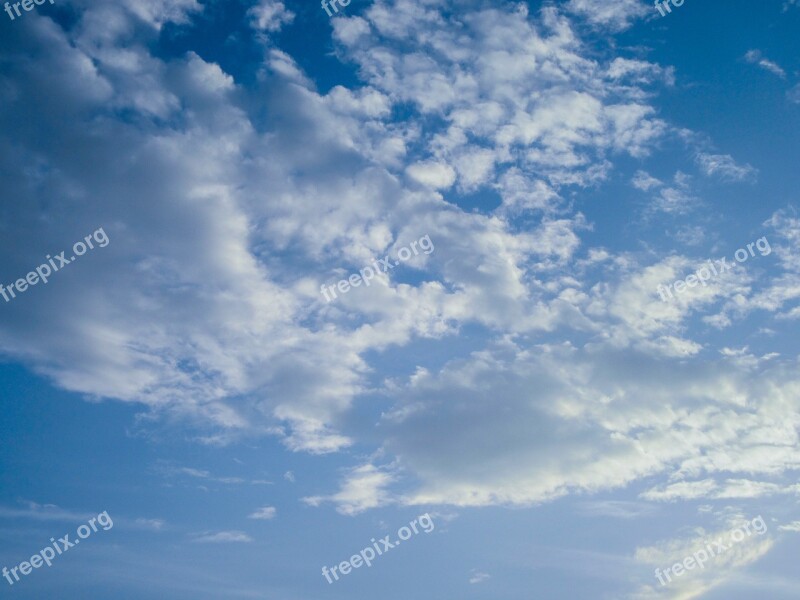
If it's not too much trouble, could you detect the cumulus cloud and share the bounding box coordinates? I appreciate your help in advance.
[406,161,457,189]
[248,0,294,32]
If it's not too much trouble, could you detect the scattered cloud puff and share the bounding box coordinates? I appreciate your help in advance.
[406,161,457,189]
[778,520,800,531]
[695,153,758,182]
[744,50,787,78]
[631,170,663,192]
[469,570,491,584]
[303,464,395,515]
[248,0,295,33]
[248,506,277,520]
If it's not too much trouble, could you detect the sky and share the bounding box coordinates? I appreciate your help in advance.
[1,0,800,598]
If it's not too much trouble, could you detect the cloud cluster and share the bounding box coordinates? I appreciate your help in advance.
[0,4,796,578]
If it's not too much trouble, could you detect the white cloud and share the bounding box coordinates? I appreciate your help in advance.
[744,50,787,78]
[566,0,649,31]
[406,161,457,189]
[695,153,757,182]
[302,464,395,515]
[641,479,797,502]
[631,518,774,599]
[631,170,662,191]
[778,520,800,532]
[469,570,491,584]
[248,0,294,32]
[1,0,796,534]
[192,531,254,543]
[248,506,277,520]
[114,0,202,30]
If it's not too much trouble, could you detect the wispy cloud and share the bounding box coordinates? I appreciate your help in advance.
[469,570,491,584]
[248,506,277,520]
[576,500,658,519]
[744,50,787,78]
[191,531,254,544]
[0,502,94,522]
[695,153,758,182]
[777,521,800,532]
[134,518,166,531]
[788,84,800,104]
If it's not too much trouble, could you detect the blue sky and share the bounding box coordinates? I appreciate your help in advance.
[1,0,800,598]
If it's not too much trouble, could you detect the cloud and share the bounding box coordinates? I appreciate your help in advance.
[114,0,202,30]
[248,0,295,33]
[154,464,254,485]
[469,570,491,584]
[406,161,457,189]
[695,153,757,182]
[0,502,94,522]
[744,50,787,78]
[631,516,774,599]
[1,0,797,531]
[303,464,395,515]
[0,0,674,459]
[631,170,663,192]
[788,84,800,104]
[192,531,254,543]
[248,506,277,520]
[134,518,166,530]
[641,479,799,502]
[566,0,649,31]
[575,500,658,519]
